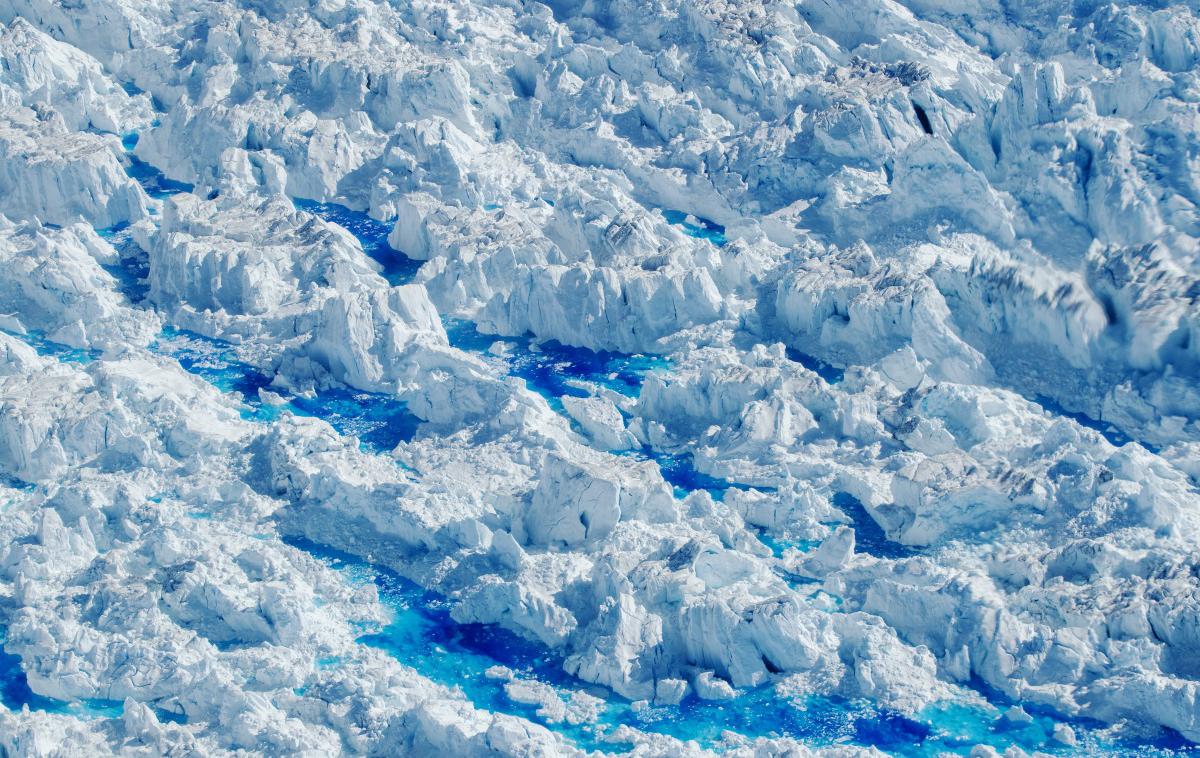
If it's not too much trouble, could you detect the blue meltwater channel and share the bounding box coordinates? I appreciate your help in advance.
[282,199,1189,757]
[22,135,1178,755]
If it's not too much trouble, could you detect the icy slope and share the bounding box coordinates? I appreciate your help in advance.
[0,0,1198,755]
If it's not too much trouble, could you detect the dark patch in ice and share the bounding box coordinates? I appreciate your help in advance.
[851,56,931,86]
[913,102,934,135]
[666,539,702,570]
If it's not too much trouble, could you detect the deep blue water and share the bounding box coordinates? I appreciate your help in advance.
[121,141,192,200]
[663,209,727,246]
[1032,394,1147,451]
[0,474,35,493]
[0,630,63,713]
[953,676,1195,756]
[290,388,421,451]
[646,449,735,499]
[155,328,273,401]
[113,132,191,200]
[443,318,669,411]
[285,536,636,752]
[95,223,151,303]
[126,154,193,199]
[785,346,845,384]
[832,491,916,559]
[439,320,727,502]
[290,536,1194,756]
[155,328,420,450]
[0,628,169,722]
[293,199,423,286]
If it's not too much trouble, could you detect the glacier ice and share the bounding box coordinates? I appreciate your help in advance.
[0,0,1199,755]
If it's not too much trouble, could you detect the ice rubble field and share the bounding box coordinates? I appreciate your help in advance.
[0,0,1199,756]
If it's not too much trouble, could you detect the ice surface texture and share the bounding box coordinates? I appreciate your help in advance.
[0,0,1199,756]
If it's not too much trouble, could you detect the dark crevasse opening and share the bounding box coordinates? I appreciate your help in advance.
[912,101,931,134]
[913,102,934,135]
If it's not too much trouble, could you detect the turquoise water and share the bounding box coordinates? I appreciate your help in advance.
[287,535,1194,756]
[1,329,100,364]
[663,209,727,246]
[927,678,1195,757]
[286,536,1015,756]
[755,528,820,558]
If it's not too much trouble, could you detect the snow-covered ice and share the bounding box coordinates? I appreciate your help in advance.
[0,0,1199,755]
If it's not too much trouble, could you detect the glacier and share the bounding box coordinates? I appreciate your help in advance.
[0,0,1199,755]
